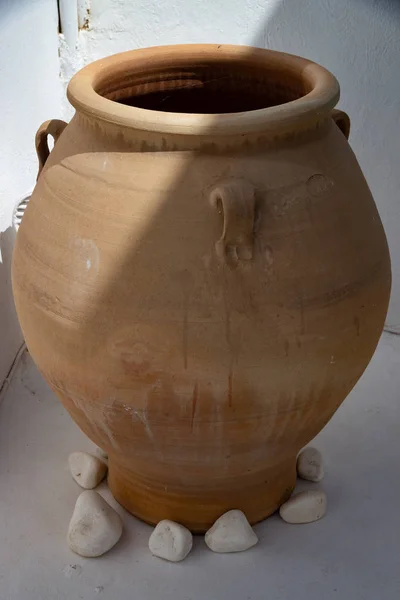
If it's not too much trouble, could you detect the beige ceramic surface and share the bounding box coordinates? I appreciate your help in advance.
[12,45,391,532]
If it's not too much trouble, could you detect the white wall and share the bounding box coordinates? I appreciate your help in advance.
[0,0,62,384]
[61,0,400,330]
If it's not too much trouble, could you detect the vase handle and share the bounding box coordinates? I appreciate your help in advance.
[209,179,256,267]
[35,119,68,179]
[332,109,350,139]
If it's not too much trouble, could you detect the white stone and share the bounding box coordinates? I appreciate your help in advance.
[67,491,123,557]
[297,446,324,482]
[68,452,108,489]
[149,520,193,562]
[279,490,327,524]
[205,510,258,553]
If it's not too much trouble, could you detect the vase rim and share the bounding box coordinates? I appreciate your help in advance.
[67,44,340,137]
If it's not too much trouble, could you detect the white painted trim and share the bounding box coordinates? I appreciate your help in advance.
[58,0,78,48]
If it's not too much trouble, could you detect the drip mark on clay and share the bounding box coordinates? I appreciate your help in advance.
[228,370,233,407]
[183,307,188,369]
[135,409,155,441]
[354,316,360,337]
[191,382,198,432]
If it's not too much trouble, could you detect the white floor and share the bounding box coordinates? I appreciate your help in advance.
[1,333,400,600]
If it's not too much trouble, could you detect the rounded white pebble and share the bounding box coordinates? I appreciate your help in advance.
[205,510,258,553]
[67,491,123,557]
[279,490,327,524]
[297,447,324,482]
[149,520,193,562]
[69,452,108,489]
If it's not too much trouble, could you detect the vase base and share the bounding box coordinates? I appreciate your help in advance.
[108,458,296,533]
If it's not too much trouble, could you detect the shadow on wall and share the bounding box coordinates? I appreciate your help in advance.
[249,0,399,328]
[250,0,400,175]
[0,225,23,385]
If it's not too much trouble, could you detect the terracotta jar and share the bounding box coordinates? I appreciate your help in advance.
[12,45,390,532]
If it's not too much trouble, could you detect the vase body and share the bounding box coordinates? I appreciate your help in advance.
[12,45,391,531]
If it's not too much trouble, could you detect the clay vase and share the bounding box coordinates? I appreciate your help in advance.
[12,45,390,532]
